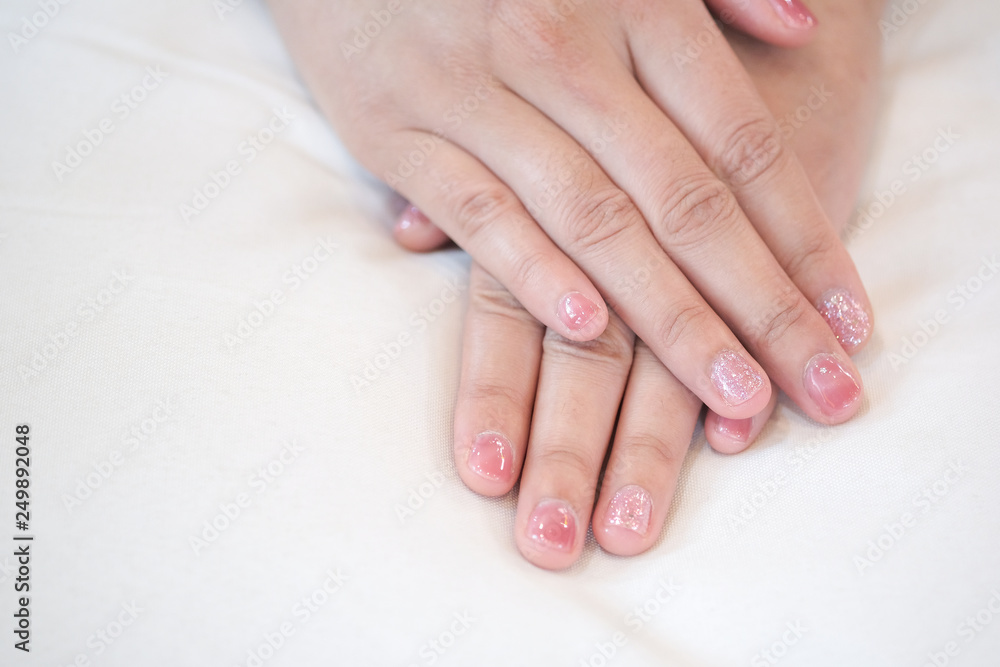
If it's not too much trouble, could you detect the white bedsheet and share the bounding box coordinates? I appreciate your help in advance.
[1,0,998,665]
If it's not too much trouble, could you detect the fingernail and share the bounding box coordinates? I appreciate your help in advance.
[816,289,872,353]
[558,292,599,331]
[715,416,752,444]
[804,353,861,416]
[767,0,817,29]
[396,205,431,231]
[711,349,765,406]
[605,485,652,536]
[467,431,513,482]
[526,499,577,552]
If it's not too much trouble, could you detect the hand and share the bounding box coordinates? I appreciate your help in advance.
[269,0,872,428]
[446,0,886,569]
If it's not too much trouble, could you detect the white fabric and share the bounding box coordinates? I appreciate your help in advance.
[2,0,998,665]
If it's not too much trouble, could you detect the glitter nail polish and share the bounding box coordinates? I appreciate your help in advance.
[606,485,652,536]
[711,349,765,406]
[816,289,872,353]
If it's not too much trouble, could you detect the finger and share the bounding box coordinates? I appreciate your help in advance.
[592,340,702,557]
[515,312,636,570]
[393,204,451,252]
[705,0,818,48]
[490,9,863,424]
[627,2,874,356]
[436,85,771,420]
[379,129,610,342]
[454,263,544,496]
[704,382,779,455]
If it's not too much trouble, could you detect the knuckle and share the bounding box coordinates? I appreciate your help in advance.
[563,188,637,256]
[714,117,785,187]
[781,229,838,282]
[752,290,811,349]
[543,319,634,369]
[657,178,738,248]
[610,436,681,477]
[654,300,712,350]
[531,445,600,484]
[503,249,552,301]
[450,186,515,240]
[463,381,527,413]
[468,276,531,320]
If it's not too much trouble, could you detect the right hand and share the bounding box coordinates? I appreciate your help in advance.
[269,0,872,424]
[445,0,887,569]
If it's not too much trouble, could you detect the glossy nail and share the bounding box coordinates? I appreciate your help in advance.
[711,349,765,406]
[467,431,513,482]
[767,0,817,29]
[804,353,861,416]
[605,485,652,536]
[558,292,599,331]
[526,500,576,552]
[715,416,752,444]
[816,289,872,353]
[396,205,431,232]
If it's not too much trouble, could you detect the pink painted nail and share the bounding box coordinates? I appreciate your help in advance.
[558,292,599,331]
[605,485,652,536]
[526,500,576,552]
[767,0,817,29]
[816,289,872,353]
[467,431,513,482]
[715,416,752,444]
[396,205,431,232]
[711,349,765,406]
[804,353,861,416]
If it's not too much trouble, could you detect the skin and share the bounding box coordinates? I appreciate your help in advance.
[398,0,887,569]
[268,0,874,432]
